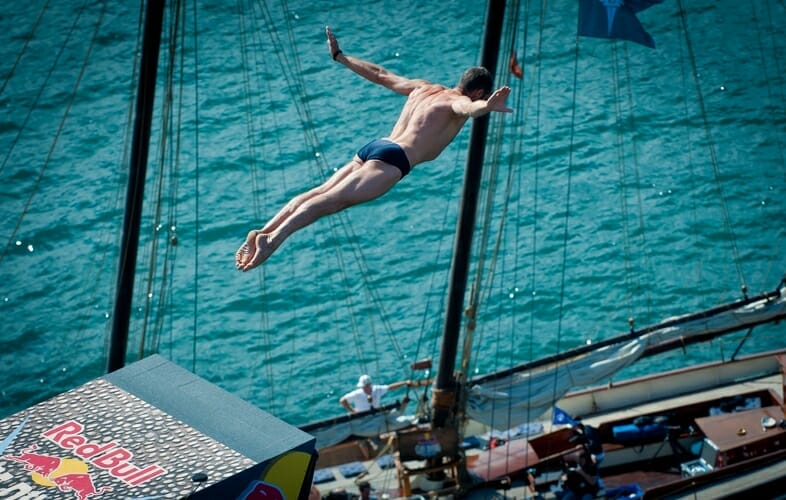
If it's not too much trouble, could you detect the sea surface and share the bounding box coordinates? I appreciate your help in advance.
[1,0,785,428]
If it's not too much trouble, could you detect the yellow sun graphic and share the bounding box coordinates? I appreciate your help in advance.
[32,458,89,486]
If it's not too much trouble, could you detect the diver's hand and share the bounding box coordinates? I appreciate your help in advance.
[326,26,343,61]
[487,86,513,113]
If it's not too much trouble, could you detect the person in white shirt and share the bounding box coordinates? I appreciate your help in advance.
[339,374,427,413]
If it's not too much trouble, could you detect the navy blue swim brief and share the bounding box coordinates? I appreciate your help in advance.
[356,139,412,178]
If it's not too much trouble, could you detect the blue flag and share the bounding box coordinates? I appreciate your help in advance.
[553,406,578,426]
[578,0,664,49]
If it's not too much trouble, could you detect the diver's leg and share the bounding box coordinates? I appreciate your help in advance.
[238,160,400,271]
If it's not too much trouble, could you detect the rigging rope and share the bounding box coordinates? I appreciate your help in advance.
[215,0,427,413]
[0,0,51,101]
[413,140,465,381]
[239,0,278,403]
[521,0,545,437]
[752,0,786,288]
[623,43,656,317]
[138,0,185,360]
[0,1,102,265]
[253,0,373,406]
[40,1,121,372]
[547,3,581,424]
[609,44,637,316]
[255,2,413,363]
[755,0,786,179]
[190,0,201,373]
[0,1,117,386]
[464,0,526,424]
[101,2,145,362]
[677,0,746,288]
[449,0,530,477]
[157,0,189,359]
[674,11,705,298]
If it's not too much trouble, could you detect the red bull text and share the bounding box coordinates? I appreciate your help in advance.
[42,420,166,486]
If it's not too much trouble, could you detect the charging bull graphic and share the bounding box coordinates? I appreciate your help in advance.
[3,444,63,477]
[2,444,113,500]
[51,472,113,500]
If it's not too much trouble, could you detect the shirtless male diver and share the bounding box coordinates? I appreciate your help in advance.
[235,26,512,271]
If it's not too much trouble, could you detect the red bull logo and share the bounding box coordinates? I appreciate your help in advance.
[42,420,165,486]
[3,444,112,499]
[2,419,166,499]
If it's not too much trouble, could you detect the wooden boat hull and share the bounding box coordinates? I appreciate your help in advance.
[465,350,786,498]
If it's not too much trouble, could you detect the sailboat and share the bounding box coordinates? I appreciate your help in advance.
[1,0,785,498]
[301,0,786,497]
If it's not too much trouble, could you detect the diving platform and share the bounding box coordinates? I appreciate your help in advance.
[0,355,316,499]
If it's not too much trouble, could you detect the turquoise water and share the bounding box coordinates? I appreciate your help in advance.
[1,0,784,428]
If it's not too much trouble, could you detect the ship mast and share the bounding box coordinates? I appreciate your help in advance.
[108,0,165,372]
[432,0,506,429]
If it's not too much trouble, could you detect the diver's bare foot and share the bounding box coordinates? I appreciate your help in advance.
[236,230,260,270]
[240,231,275,271]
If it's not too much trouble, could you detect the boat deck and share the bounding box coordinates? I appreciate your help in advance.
[314,371,784,498]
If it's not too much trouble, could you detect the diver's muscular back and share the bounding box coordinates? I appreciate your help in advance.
[387,84,470,167]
